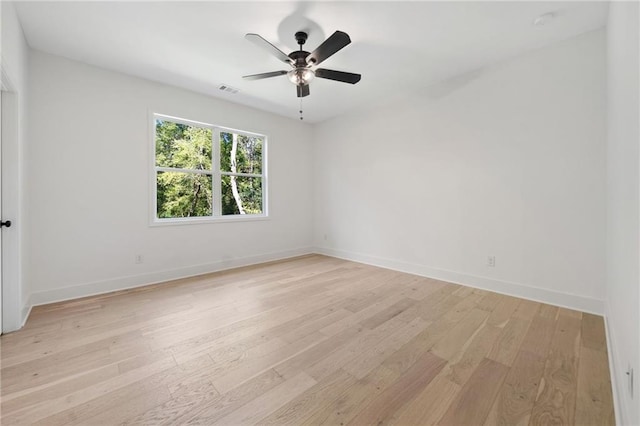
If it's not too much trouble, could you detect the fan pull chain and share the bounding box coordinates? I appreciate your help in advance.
[299,98,304,121]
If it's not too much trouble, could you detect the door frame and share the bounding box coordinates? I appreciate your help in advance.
[1,62,25,332]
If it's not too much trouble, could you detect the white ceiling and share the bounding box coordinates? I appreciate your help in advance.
[15,1,608,123]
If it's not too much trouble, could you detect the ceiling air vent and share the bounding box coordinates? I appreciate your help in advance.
[218,84,239,94]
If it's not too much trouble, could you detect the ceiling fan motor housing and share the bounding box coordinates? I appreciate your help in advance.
[289,50,311,68]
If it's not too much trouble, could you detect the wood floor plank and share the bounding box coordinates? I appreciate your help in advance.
[181,368,285,424]
[360,298,417,329]
[0,363,120,416]
[160,305,301,363]
[431,308,489,360]
[575,346,615,426]
[0,255,614,426]
[487,296,521,327]
[119,382,219,425]
[306,317,407,381]
[273,325,365,379]
[64,383,177,426]
[438,357,510,425]
[319,292,409,337]
[581,313,607,352]
[559,307,583,319]
[342,317,429,379]
[452,285,476,298]
[538,303,559,319]
[347,351,447,425]
[20,354,180,426]
[259,369,358,425]
[484,349,546,426]
[301,364,400,426]
[381,315,458,375]
[280,308,352,344]
[212,371,316,425]
[1,354,178,425]
[341,270,404,313]
[391,285,456,324]
[431,293,481,324]
[512,299,541,320]
[477,292,502,312]
[1,330,141,395]
[443,323,502,386]
[529,314,581,425]
[416,293,464,322]
[407,277,451,301]
[68,354,212,426]
[391,374,461,425]
[211,332,325,393]
[487,317,532,366]
[518,314,556,358]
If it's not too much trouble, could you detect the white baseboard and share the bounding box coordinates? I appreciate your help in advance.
[314,246,604,315]
[29,247,314,307]
[603,309,623,426]
[25,244,604,322]
[21,295,32,328]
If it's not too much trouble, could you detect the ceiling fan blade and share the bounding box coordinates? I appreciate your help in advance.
[297,84,310,98]
[242,70,288,80]
[245,33,292,64]
[315,68,361,84]
[306,31,351,66]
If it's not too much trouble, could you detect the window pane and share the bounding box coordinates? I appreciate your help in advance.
[156,119,212,170]
[221,175,262,215]
[220,132,263,174]
[157,171,213,218]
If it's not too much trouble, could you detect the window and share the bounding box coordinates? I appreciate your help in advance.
[153,114,266,223]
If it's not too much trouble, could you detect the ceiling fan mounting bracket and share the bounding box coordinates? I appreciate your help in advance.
[294,31,308,46]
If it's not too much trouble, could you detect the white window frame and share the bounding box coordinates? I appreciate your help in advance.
[150,113,268,226]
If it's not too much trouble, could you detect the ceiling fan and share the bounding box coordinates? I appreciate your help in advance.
[243,30,361,98]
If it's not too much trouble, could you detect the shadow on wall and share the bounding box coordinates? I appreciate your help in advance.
[419,68,485,100]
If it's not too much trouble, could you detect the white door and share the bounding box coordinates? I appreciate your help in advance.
[0,88,4,334]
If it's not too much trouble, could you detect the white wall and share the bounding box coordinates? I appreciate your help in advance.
[27,51,314,304]
[313,29,606,314]
[605,2,639,424]
[1,1,30,331]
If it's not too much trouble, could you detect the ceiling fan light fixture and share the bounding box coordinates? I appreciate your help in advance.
[288,68,315,85]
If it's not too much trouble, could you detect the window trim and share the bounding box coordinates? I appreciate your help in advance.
[149,112,268,226]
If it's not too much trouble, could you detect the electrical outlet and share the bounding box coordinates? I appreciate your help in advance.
[323,234,328,241]
[627,365,634,398]
[487,256,496,267]
[135,254,143,264]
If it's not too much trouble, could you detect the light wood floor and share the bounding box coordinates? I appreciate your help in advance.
[0,255,614,425]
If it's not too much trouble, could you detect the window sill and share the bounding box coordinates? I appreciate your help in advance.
[150,215,269,227]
